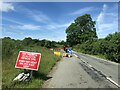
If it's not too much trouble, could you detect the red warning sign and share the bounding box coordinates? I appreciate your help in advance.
[15,51,41,71]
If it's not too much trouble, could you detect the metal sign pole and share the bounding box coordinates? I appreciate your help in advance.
[23,69,33,81]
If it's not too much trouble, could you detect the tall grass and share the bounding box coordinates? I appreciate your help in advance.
[2,46,61,88]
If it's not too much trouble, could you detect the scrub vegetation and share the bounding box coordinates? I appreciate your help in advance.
[2,37,61,88]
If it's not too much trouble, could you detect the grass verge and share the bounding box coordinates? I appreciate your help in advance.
[2,46,61,88]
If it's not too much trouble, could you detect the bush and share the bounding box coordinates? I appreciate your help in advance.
[73,32,120,63]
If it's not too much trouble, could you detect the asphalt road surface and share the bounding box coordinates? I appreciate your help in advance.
[42,52,119,88]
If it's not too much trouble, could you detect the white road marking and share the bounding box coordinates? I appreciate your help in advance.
[80,58,120,88]
[88,64,92,68]
[73,54,78,57]
[106,77,120,88]
[83,53,119,65]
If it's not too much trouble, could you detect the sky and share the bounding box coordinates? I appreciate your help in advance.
[1,2,118,41]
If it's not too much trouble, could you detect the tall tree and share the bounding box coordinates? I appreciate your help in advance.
[22,37,33,46]
[66,14,97,46]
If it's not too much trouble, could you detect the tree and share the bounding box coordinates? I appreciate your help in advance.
[44,40,51,48]
[66,14,97,46]
[22,37,33,46]
[57,40,66,45]
[2,37,16,58]
[104,32,120,62]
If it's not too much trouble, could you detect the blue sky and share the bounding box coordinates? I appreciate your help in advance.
[1,2,118,41]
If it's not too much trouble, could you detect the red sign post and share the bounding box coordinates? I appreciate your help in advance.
[15,51,41,71]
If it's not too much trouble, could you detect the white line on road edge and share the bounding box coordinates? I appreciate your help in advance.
[80,58,120,88]
[82,53,119,65]
[73,54,78,57]
[106,77,120,88]
[88,64,92,68]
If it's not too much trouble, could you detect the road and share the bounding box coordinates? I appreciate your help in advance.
[42,52,119,88]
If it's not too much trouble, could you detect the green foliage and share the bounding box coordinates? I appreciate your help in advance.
[66,14,97,46]
[22,37,33,46]
[21,38,58,48]
[2,37,61,88]
[66,14,119,63]
[2,37,25,60]
[73,32,120,63]
[104,32,120,62]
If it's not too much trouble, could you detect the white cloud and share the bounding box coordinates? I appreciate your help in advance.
[11,4,51,24]
[0,2,14,12]
[3,17,72,31]
[97,21,117,33]
[71,7,94,15]
[3,17,23,25]
[96,4,118,38]
[56,20,74,28]
[9,24,41,30]
[20,7,51,24]
[48,20,73,30]
[31,12,51,23]
[3,17,41,30]
[7,4,71,29]
[20,24,41,30]
[96,5,107,24]
[103,4,108,12]
[52,20,74,29]
[2,17,70,41]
